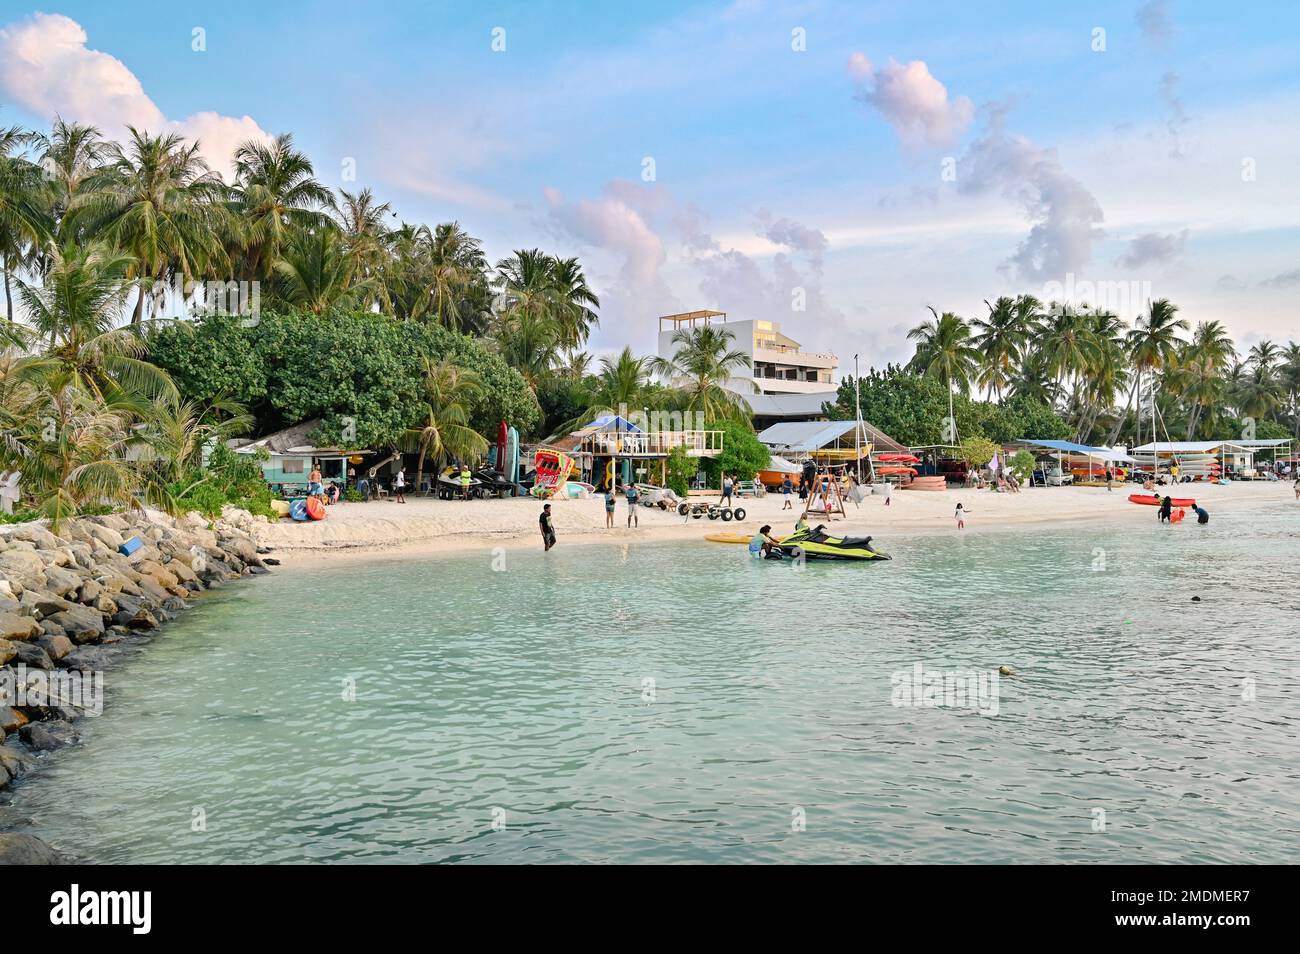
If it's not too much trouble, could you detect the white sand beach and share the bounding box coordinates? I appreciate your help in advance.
[254,480,1293,566]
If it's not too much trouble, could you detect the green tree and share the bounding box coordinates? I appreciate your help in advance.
[647,325,752,423]
[700,418,769,483]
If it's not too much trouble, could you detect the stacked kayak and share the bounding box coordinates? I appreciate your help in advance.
[898,476,946,491]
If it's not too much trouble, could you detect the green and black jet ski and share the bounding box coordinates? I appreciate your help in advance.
[776,524,891,561]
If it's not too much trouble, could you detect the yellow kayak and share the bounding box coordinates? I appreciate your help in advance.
[705,532,784,545]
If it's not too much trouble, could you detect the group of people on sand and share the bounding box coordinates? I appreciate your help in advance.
[604,482,640,529]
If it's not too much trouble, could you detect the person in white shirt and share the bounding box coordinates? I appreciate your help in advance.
[394,468,406,504]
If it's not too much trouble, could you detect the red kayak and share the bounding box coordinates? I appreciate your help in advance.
[305,496,327,520]
[876,453,920,463]
[1128,493,1196,507]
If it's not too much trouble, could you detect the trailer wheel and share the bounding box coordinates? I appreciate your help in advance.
[677,503,689,515]
[732,508,746,521]
[720,509,733,521]
[692,512,703,519]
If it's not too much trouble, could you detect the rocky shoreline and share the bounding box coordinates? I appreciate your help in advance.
[0,507,273,864]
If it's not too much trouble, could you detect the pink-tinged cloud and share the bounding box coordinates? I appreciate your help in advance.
[0,12,268,178]
[849,54,974,148]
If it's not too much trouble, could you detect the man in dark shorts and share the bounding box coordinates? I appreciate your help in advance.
[540,504,556,551]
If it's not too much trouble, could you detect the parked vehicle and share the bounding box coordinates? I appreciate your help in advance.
[1031,465,1074,487]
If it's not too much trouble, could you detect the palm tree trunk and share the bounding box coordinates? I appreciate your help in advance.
[415,440,428,496]
[1108,374,1139,447]
[2,253,12,322]
[132,277,147,324]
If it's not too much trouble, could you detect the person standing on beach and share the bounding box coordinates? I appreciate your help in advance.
[1105,468,1113,491]
[394,467,406,503]
[955,502,968,529]
[720,473,733,507]
[460,463,472,500]
[625,482,639,527]
[1294,476,1300,500]
[540,504,556,551]
[604,487,616,528]
[781,476,793,510]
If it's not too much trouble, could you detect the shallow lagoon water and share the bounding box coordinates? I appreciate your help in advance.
[7,501,1299,863]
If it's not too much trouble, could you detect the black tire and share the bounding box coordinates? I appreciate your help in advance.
[677,503,689,516]
[708,512,718,520]
[733,508,746,521]
[720,509,733,522]
[692,512,703,519]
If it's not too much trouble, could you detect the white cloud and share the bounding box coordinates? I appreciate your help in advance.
[1136,0,1172,48]
[0,12,268,178]
[849,54,974,148]
[958,104,1106,283]
[1115,229,1189,269]
[543,180,682,340]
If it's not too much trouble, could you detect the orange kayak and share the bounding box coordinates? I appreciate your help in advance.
[1129,493,1196,507]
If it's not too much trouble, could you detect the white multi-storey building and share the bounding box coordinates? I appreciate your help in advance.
[656,310,838,401]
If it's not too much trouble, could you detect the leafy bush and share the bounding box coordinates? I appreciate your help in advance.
[173,444,277,520]
[956,436,1000,467]
[700,419,770,482]
[1008,450,1036,479]
[665,445,693,496]
[148,311,541,449]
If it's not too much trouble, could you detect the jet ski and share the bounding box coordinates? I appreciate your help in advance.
[776,524,891,561]
[473,468,525,497]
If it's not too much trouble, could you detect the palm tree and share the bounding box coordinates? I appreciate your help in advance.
[1074,311,1128,443]
[0,125,53,320]
[229,133,331,280]
[35,118,107,240]
[72,128,227,322]
[0,364,140,529]
[132,393,253,512]
[647,325,752,423]
[1248,339,1280,372]
[1036,305,1101,396]
[334,187,392,306]
[16,242,175,401]
[406,357,487,492]
[906,307,979,440]
[549,256,600,350]
[1126,299,1187,444]
[272,225,369,315]
[977,297,1024,405]
[1234,363,1282,421]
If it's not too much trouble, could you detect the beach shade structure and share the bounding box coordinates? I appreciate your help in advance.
[1010,438,1136,482]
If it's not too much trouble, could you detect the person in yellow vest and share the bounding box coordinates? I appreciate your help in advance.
[460,463,472,500]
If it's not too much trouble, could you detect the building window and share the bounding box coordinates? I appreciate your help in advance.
[282,458,304,474]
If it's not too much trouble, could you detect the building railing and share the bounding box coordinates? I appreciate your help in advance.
[580,430,724,457]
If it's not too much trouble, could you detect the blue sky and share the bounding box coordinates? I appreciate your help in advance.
[2,1,1298,366]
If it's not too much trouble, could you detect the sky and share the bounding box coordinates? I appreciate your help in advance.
[2,0,1298,371]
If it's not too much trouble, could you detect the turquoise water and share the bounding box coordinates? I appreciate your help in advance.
[6,502,1299,863]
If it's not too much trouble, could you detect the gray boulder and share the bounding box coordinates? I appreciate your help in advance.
[0,833,64,864]
[47,607,105,644]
